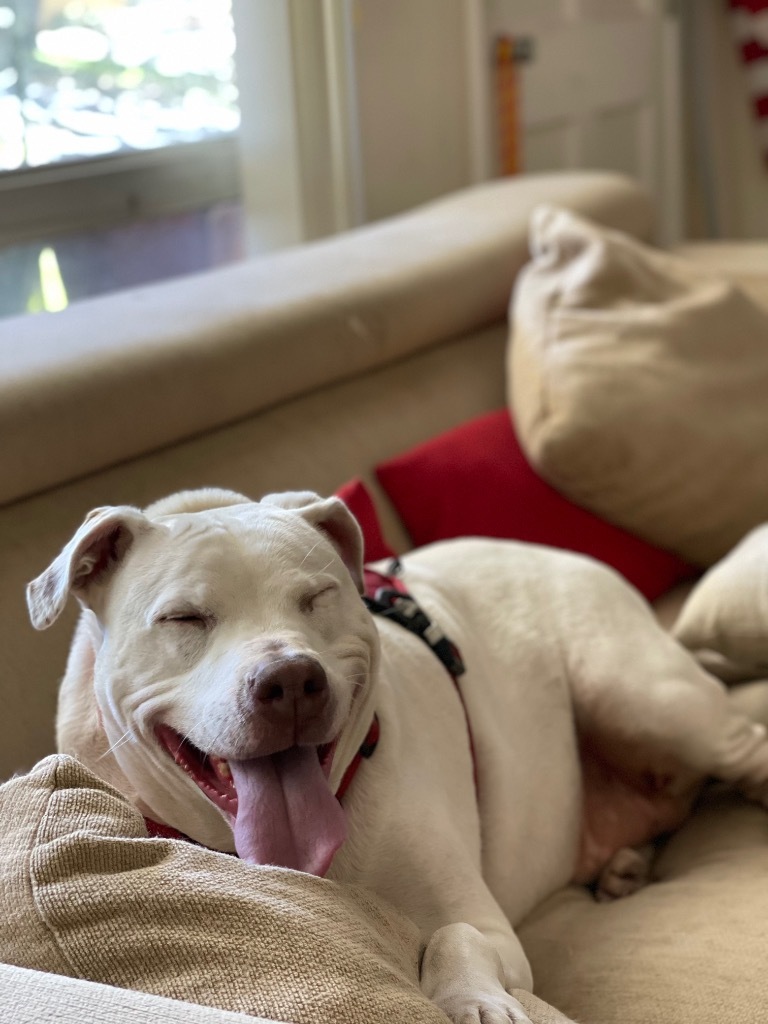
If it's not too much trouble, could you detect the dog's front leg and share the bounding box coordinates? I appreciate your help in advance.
[420,922,533,1024]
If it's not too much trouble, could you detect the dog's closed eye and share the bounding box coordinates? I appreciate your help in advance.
[154,609,212,628]
[300,584,338,614]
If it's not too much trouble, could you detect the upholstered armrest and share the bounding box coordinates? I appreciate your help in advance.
[0,965,273,1024]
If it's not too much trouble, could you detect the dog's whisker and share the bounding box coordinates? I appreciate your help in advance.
[98,729,133,760]
[299,539,323,568]
[175,719,214,754]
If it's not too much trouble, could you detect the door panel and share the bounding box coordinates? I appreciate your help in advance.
[484,0,682,242]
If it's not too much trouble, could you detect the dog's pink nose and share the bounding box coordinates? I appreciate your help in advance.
[249,655,329,712]
[239,654,334,754]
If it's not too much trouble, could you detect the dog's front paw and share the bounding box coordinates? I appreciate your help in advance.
[420,922,534,1023]
[436,991,533,1024]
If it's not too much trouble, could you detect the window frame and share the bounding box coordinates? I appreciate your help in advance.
[0,133,240,249]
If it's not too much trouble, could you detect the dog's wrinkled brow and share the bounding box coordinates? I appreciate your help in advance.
[162,517,231,540]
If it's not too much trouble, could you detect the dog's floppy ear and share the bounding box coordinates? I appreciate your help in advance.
[261,491,365,594]
[27,505,151,630]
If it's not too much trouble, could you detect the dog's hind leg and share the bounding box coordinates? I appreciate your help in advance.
[594,844,654,902]
[564,567,768,808]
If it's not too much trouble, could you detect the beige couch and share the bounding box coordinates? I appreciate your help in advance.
[3,171,768,1024]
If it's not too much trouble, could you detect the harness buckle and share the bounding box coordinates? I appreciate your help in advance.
[363,587,466,679]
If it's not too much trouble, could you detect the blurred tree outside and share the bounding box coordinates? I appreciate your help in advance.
[0,0,239,169]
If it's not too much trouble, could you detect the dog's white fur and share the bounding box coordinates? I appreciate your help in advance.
[28,489,768,1024]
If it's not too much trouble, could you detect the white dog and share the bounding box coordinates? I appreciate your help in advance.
[27,488,768,1024]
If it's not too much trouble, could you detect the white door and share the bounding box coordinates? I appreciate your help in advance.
[473,0,683,243]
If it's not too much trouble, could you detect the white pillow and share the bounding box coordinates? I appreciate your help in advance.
[509,205,768,566]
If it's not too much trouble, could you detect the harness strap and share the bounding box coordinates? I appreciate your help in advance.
[363,564,465,679]
[363,560,478,798]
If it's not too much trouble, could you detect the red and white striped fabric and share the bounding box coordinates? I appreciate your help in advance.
[729,0,768,165]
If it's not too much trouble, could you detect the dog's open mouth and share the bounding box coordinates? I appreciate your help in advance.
[155,725,346,876]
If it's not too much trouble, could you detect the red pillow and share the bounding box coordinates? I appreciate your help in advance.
[375,410,695,601]
[334,477,396,563]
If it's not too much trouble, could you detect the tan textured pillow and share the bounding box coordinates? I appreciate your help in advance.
[0,756,573,1024]
[509,205,768,567]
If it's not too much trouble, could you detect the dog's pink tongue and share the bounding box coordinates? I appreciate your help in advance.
[228,747,347,876]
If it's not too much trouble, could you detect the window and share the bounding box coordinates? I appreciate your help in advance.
[1,0,239,169]
[0,0,243,317]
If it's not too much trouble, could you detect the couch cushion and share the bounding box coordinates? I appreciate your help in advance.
[375,409,694,601]
[518,785,768,1024]
[672,241,768,311]
[509,206,768,567]
[0,755,573,1024]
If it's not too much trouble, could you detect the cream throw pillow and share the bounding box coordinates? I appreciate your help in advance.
[0,755,574,1024]
[673,523,768,676]
[509,205,768,567]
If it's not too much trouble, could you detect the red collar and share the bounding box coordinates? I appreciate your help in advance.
[333,714,380,801]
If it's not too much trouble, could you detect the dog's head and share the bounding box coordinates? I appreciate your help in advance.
[28,489,380,876]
